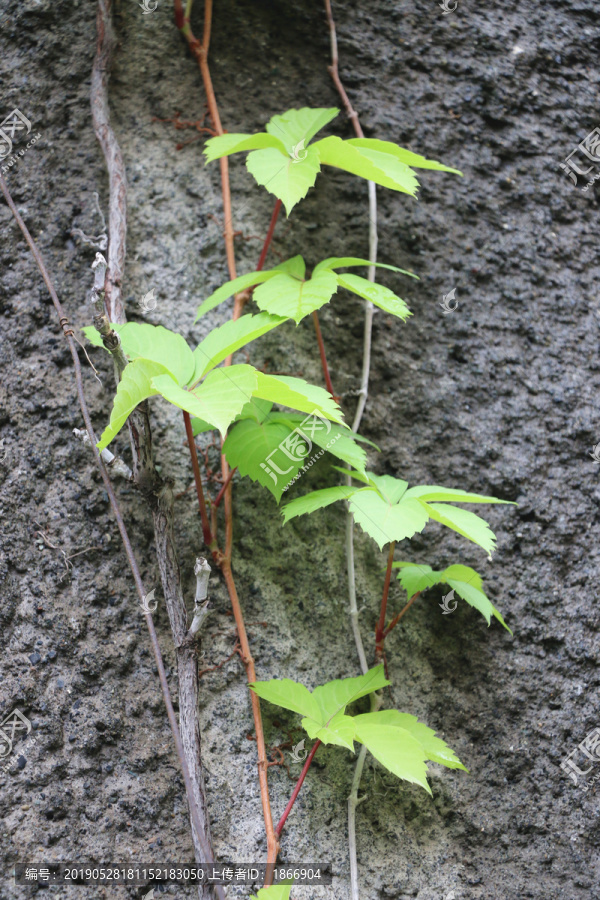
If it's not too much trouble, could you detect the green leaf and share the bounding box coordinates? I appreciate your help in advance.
[195,270,278,320]
[254,269,339,323]
[404,485,513,504]
[266,107,339,153]
[313,256,418,278]
[235,397,274,423]
[355,710,467,771]
[337,273,411,320]
[282,415,367,476]
[425,503,498,557]
[255,885,293,900]
[301,711,356,751]
[191,312,287,379]
[83,322,194,386]
[253,372,344,423]
[190,416,215,436]
[281,486,356,523]
[393,562,511,632]
[347,138,462,175]
[152,364,258,438]
[366,473,409,504]
[249,678,322,722]
[272,254,306,279]
[246,146,321,216]
[222,417,296,502]
[311,666,389,722]
[203,132,286,164]
[350,489,430,550]
[352,718,431,794]
[97,359,169,451]
[314,136,419,195]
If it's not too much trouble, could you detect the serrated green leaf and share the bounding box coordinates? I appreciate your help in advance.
[249,678,322,722]
[366,473,409,504]
[312,666,389,722]
[223,417,296,502]
[246,146,321,216]
[191,312,287,380]
[203,132,286,164]
[355,711,467,771]
[425,503,498,557]
[152,364,258,438]
[271,254,306,279]
[190,416,215,436]
[82,325,105,348]
[253,372,344,423]
[254,269,338,323]
[97,359,169,451]
[235,397,273,423]
[314,136,419,195]
[394,562,511,632]
[350,489,430,549]
[337,273,411,320]
[281,486,356,523]
[195,270,278,320]
[404,485,513,504]
[266,107,339,152]
[301,711,356,751]
[313,256,417,278]
[347,137,462,175]
[352,719,431,794]
[255,884,293,900]
[84,322,194,386]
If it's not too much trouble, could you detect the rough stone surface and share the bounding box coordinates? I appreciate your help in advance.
[1,1,598,898]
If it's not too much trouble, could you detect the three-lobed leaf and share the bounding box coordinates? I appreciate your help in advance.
[393,562,511,632]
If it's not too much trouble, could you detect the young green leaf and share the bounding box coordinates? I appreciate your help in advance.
[249,678,322,722]
[195,270,279,320]
[354,710,467,770]
[425,503,498,557]
[253,372,344,423]
[347,138,462,175]
[246,146,321,216]
[152,364,258,438]
[266,107,339,152]
[393,562,511,632]
[203,132,286,163]
[336,273,411,320]
[352,719,431,794]
[301,711,356,751]
[83,322,194,386]
[311,666,389,722]
[234,397,274,424]
[349,489,430,550]
[404,485,514,505]
[254,269,339,323]
[97,359,169,451]
[191,312,287,379]
[313,136,419,195]
[255,882,293,900]
[313,256,418,278]
[281,485,356,523]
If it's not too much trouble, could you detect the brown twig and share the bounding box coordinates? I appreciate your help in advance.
[312,310,338,400]
[0,175,224,900]
[375,541,396,661]
[276,740,322,838]
[383,591,422,638]
[174,0,279,869]
[91,0,127,322]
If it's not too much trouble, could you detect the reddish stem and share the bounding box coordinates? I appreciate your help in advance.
[312,310,337,398]
[183,410,215,548]
[383,591,422,638]
[213,466,237,510]
[256,199,282,271]
[276,739,321,838]
[375,541,396,660]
